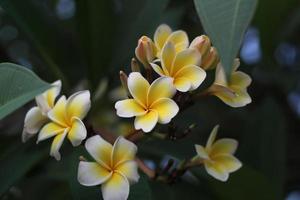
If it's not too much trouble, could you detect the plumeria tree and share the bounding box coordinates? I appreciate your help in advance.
[0,0,295,200]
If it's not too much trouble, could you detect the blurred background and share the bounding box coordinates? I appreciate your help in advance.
[0,0,300,199]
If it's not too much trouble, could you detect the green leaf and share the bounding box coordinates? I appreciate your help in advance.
[0,140,48,196]
[194,0,257,76]
[0,63,50,119]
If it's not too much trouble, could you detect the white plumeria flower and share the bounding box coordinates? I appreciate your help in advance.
[37,90,91,160]
[78,135,139,200]
[194,125,242,182]
[22,80,61,142]
[115,72,179,133]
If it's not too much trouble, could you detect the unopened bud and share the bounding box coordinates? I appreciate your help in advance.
[135,36,156,69]
[131,58,140,72]
[119,71,130,96]
[190,35,211,58]
[201,47,219,70]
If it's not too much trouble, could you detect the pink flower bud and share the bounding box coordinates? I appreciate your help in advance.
[135,36,157,68]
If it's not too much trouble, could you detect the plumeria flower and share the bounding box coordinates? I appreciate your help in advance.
[150,42,206,92]
[22,80,61,142]
[154,24,189,57]
[115,72,179,133]
[207,59,252,107]
[37,90,91,160]
[78,135,139,200]
[194,125,242,182]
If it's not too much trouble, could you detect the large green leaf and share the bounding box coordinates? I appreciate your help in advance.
[0,140,48,196]
[194,0,257,76]
[0,63,50,119]
[128,174,152,200]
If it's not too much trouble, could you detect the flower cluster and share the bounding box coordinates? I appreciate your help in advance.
[23,81,91,160]
[21,24,252,200]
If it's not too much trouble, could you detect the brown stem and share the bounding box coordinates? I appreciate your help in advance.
[135,158,155,178]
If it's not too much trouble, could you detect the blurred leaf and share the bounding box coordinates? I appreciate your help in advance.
[239,98,286,199]
[0,140,48,196]
[75,0,115,89]
[0,63,50,120]
[194,0,257,77]
[0,0,70,88]
[207,166,277,200]
[128,173,152,200]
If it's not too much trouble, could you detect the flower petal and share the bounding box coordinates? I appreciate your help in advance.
[150,63,165,76]
[206,125,219,148]
[150,98,179,124]
[161,42,176,75]
[172,49,201,75]
[147,77,176,105]
[210,138,238,157]
[127,72,149,107]
[85,135,112,169]
[173,77,191,92]
[50,130,68,160]
[166,30,189,53]
[66,90,91,120]
[112,137,137,166]
[134,110,158,132]
[37,122,65,143]
[231,71,251,89]
[115,99,146,118]
[174,65,206,91]
[22,107,48,142]
[35,80,62,114]
[213,154,242,173]
[214,88,251,108]
[154,24,172,51]
[195,144,209,160]
[67,117,87,147]
[204,160,229,182]
[101,172,130,200]
[47,96,68,127]
[115,161,139,184]
[78,161,112,186]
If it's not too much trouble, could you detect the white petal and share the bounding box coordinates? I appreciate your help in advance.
[66,90,91,120]
[78,161,112,186]
[115,161,140,184]
[127,72,149,107]
[195,144,209,159]
[134,110,158,132]
[67,117,87,146]
[204,161,229,182]
[213,155,242,173]
[101,172,130,200]
[22,106,48,142]
[50,129,68,161]
[47,96,68,127]
[85,135,112,169]
[112,137,137,166]
[37,122,66,143]
[206,125,219,148]
[150,98,179,124]
[115,99,146,118]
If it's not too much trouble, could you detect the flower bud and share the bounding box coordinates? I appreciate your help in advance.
[135,36,157,68]
[131,58,140,72]
[119,70,130,96]
[201,47,220,70]
[190,35,211,58]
